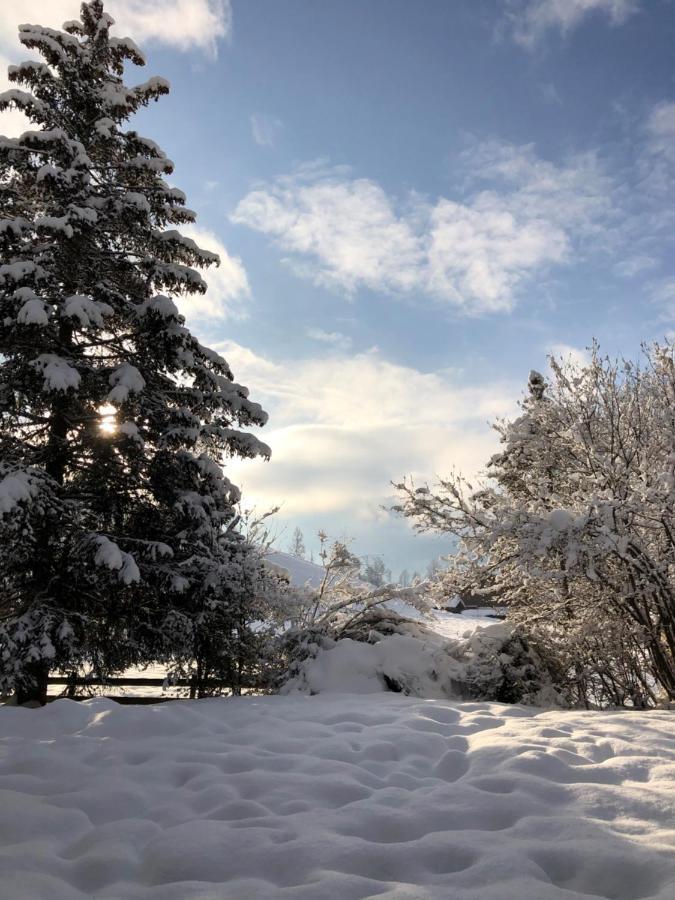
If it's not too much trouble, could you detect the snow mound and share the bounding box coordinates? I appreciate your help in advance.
[1,695,673,899]
[283,616,558,705]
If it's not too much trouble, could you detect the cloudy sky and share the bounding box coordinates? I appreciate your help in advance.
[3,0,675,574]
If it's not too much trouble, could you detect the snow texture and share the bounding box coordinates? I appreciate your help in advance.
[137,295,179,319]
[0,695,673,899]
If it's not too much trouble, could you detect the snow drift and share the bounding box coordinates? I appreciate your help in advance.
[282,610,562,706]
[1,695,674,899]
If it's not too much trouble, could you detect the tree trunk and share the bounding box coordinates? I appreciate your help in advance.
[16,661,50,706]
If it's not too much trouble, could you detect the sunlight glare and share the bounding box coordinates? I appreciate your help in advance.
[99,403,117,435]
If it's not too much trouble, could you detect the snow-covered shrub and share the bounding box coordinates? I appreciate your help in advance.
[284,534,430,632]
[281,607,564,706]
[274,535,432,687]
[395,344,675,707]
[454,624,565,705]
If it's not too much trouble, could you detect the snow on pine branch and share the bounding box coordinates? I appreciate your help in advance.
[90,535,140,585]
[108,362,145,402]
[0,468,43,516]
[31,354,80,392]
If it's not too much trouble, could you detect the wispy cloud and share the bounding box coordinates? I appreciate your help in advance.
[540,82,562,104]
[649,278,675,320]
[613,255,658,278]
[232,142,615,315]
[504,0,639,48]
[305,328,353,351]
[646,101,675,163]
[221,341,519,515]
[111,0,231,55]
[233,161,424,297]
[629,100,675,235]
[250,113,284,148]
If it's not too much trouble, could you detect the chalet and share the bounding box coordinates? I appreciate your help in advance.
[442,597,466,614]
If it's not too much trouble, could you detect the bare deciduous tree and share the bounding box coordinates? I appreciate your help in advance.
[395,343,675,707]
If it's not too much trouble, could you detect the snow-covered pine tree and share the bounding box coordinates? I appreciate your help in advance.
[159,530,288,698]
[0,1,269,703]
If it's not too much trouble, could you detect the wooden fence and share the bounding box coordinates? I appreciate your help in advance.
[47,675,261,703]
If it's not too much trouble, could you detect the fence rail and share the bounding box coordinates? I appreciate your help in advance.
[46,674,262,703]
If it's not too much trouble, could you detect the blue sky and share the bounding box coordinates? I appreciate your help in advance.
[3,0,675,575]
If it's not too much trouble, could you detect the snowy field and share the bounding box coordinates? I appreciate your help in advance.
[1,694,674,899]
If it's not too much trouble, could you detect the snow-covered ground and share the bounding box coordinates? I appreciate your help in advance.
[429,608,504,640]
[1,694,674,899]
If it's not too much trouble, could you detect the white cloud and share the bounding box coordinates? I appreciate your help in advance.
[232,143,614,315]
[219,341,519,516]
[631,101,675,230]
[425,195,567,311]
[505,0,639,47]
[232,164,424,297]
[250,113,283,149]
[0,1,231,136]
[305,328,352,351]
[177,225,250,322]
[548,342,590,368]
[0,1,231,59]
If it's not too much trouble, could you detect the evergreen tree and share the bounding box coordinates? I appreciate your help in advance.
[362,556,386,587]
[159,533,287,698]
[0,1,269,703]
[288,526,306,558]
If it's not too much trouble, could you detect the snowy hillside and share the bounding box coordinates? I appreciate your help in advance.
[1,695,674,899]
[265,550,326,589]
